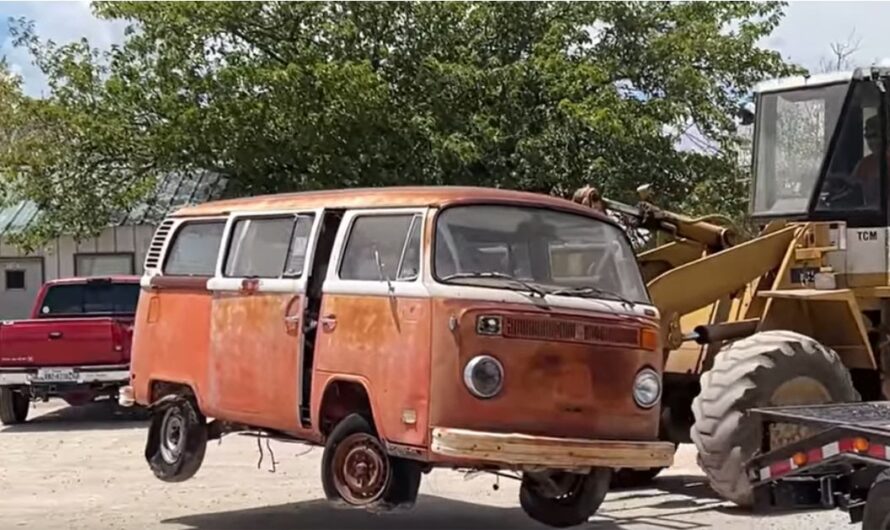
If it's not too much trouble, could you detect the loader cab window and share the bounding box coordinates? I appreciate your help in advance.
[752,82,847,217]
[813,80,886,223]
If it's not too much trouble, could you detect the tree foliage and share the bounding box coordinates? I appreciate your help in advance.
[0,1,800,248]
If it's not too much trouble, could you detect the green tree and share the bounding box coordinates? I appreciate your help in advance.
[2,1,800,248]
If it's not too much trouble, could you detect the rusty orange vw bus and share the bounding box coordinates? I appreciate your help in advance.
[121,186,672,527]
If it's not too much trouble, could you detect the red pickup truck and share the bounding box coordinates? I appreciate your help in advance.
[0,276,140,424]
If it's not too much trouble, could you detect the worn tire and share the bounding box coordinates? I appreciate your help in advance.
[0,388,29,425]
[691,330,859,507]
[863,469,890,530]
[519,468,611,528]
[321,413,421,510]
[145,397,208,482]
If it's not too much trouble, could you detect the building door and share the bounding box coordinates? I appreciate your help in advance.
[0,258,45,320]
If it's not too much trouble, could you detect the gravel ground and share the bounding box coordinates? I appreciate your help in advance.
[0,401,854,530]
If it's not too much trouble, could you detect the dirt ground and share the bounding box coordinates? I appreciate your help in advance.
[0,401,853,530]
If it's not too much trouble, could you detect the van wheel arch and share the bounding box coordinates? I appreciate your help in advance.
[319,379,376,437]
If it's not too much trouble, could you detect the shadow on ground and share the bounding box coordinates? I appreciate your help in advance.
[164,477,738,530]
[165,496,550,530]
[0,400,148,433]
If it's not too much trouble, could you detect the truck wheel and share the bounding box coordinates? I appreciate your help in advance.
[691,330,858,507]
[863,469,890,530]
[518,468,610,528]
[145,397,207,482]
[321,413,421,510]
[0,388,29,425]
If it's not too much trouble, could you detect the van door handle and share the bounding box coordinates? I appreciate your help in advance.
[48,331,63,339]
[320,314,337,332]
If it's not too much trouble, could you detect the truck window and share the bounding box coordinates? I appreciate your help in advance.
[163,221,225,276]
[224,215,315,278]
[39,283,141,317]
[340,214,420,281]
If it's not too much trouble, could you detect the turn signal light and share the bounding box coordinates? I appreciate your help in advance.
[640,328,659,351]
[792,452,808,467]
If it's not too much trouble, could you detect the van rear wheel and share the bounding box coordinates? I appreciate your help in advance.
[145,397,207,482]
[519,468,611,528]
[0,388,29,425]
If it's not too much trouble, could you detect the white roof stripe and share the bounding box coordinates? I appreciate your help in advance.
[755,70,853,94]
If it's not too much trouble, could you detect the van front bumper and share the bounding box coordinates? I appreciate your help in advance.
[430,427,675,470]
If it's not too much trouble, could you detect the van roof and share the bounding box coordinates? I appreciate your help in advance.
[173,185,611,221]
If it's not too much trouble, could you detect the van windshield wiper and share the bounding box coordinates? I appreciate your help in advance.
[548,286,636,308]
[439,272,548,298]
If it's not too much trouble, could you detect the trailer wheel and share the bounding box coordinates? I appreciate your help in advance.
[321,413,421,510]
[145,397,207,482]
[518,468,610,528]
[863,469,890,530]
[0,388,29,425]
[691,330,858,507]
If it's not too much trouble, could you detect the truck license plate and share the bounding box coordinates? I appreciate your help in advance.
[31,368,78,383]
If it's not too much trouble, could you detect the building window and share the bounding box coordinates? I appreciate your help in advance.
[4,269,25,290]
[75,253,136,277]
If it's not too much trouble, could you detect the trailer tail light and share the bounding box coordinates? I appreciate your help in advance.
[853,437,870,453]
[757,436,890,481]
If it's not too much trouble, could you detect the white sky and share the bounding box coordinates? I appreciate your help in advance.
[1,1,888,95]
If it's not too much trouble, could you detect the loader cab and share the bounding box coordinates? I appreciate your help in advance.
[751,68,890,228]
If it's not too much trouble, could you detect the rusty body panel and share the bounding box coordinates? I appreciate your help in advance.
[311,293,432,447]
[130,279,213,411]
[207,292,308,434]
[429,298,662,444]
[173,186,614,224]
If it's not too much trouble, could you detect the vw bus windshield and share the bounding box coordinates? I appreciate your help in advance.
[753,82,848,216]
[434,205,650,304]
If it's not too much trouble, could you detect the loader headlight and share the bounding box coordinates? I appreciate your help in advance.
[633,368,661,409]
[464,355,504,399]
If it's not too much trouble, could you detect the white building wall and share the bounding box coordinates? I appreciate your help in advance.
[0,224,156,319]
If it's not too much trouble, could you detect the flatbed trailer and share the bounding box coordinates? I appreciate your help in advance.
[746,402,890,529]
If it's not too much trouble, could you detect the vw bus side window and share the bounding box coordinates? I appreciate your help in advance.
[224,214,315,278]
[163,221,226,276]
[340,214,421,282]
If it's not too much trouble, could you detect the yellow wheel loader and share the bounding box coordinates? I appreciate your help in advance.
[575,67,890,506]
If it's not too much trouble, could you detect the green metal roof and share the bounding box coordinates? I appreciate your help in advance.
[0,169,228,237]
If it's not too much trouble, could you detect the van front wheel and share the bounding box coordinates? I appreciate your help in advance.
[145,397,207,482]
[519,468,611,528]
[321,413,421,510]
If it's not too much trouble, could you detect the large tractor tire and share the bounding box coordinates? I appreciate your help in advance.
[691,330,859,507]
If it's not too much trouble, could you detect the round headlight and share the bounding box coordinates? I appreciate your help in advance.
[463,355,504,399]
[633,368,662,409]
